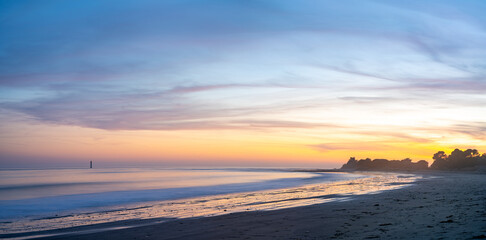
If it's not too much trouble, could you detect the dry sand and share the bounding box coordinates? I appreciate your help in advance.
[14,172,486,240]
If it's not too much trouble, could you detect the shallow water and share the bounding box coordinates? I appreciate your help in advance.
[0,168,321,201]
[0,168,418,235]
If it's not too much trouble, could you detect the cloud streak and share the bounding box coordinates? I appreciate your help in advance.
[0,0,485,153]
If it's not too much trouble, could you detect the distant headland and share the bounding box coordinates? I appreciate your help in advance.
[341,148,486,172]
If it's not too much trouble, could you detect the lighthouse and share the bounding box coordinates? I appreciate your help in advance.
[90,161,93,169]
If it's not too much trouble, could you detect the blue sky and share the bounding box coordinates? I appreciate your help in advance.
[0,0,485,166]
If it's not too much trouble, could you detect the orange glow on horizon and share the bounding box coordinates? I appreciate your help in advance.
[1,119,483,168]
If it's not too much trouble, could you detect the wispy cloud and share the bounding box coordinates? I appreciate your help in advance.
[0,0,485,151]
[308,142,390,152]
[168,84,259,94]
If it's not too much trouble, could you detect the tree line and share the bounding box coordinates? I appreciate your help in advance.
[341,149,486,171]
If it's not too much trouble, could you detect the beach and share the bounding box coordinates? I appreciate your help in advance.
[10,171,485,240]
[3,1,485,239]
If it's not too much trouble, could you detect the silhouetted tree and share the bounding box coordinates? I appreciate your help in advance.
[430,151,448,170]
[416,160,429,169]
[342,148,483,172]
[341,157,428,171]
[341,157,357,170]
[430,149,484,170]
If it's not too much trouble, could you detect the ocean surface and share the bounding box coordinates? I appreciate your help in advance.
[0,168,418,236]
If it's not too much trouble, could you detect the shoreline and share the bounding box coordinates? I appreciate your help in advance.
[3,172,485,240]
[0,171,410,237]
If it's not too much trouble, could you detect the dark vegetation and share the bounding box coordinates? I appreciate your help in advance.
[430,149,486,170]
[341,149,486,171]
[341,157,429,171]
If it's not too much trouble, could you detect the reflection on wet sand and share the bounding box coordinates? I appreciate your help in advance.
[2,172,419,234]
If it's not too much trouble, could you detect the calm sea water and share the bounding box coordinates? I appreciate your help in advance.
[0,168,418,236]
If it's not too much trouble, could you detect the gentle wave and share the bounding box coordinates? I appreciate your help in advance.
[0,171,419,236]
[0,170,417,236]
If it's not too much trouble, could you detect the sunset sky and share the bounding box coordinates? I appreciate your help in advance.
[1,0,485,168]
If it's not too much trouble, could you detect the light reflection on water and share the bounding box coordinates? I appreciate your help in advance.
[0,172,419,234]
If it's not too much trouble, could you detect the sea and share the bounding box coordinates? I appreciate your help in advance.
[0,168,418,238]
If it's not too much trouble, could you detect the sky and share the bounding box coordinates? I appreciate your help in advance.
[1,0,485,168]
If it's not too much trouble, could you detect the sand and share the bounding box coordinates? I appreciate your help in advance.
[9,172,486,240]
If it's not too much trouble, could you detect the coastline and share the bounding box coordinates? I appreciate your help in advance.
[0,171,411,238]
[0,171,409,236]
[4,171,485,239]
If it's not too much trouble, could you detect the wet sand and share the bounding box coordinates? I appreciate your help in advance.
[14,172,486,239]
